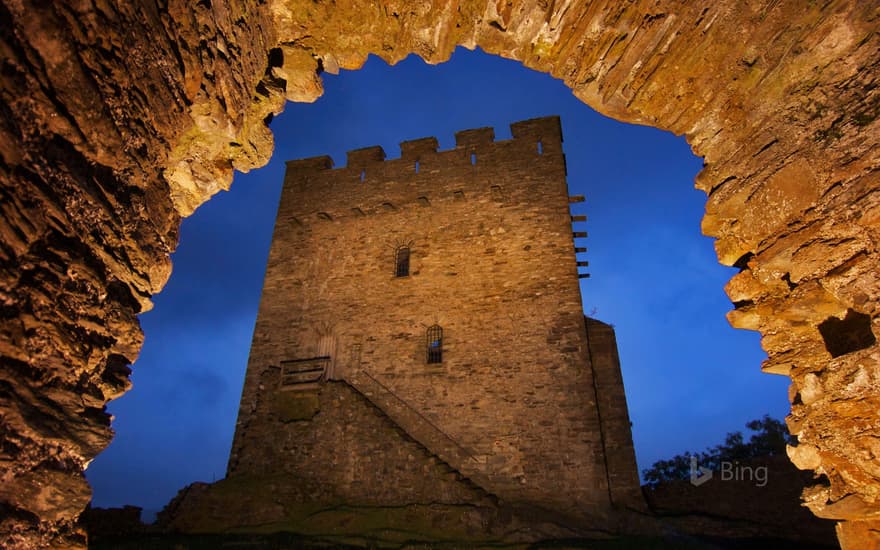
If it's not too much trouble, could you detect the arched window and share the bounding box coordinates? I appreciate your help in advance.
[426,325,443,364]
[395,246,410,277]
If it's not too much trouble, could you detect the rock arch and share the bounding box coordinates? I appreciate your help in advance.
[0,1,877,547]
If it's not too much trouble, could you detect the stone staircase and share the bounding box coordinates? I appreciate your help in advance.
[344,370,498,500]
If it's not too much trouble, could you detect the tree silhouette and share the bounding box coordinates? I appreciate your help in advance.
[643,415,796,486]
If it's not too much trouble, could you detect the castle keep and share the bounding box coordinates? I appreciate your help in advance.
[224,116,643,530]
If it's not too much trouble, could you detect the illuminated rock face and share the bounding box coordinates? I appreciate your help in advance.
[0,1,877,548]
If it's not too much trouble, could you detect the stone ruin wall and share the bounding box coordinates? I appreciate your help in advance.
[230,380,492,509]
[227,117,642,520]
[585,317,645,509]
[0,0,878,548]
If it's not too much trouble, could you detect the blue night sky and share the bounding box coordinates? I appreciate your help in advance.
[86,48,791,516]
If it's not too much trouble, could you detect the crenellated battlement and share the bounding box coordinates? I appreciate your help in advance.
[400,137,438,159]
[280,116,567,224]
[284,116,562,175]
[510,117,563,142]
[347,145,386,167]
[284,155,334,173]
[454,126,495,148]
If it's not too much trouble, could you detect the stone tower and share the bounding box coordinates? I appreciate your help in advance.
[224,116,643,532]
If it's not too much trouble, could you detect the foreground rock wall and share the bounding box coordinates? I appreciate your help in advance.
[0,0,877,548]
[0,1,278,546]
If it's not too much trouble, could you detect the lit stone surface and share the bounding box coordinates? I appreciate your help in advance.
[0,1,877,547]
[194,118,642,537]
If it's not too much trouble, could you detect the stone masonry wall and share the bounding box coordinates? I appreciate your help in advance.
[231,380,488,507]
[1,1,878,547]
[585,317,645,511]
[228,117,626,520]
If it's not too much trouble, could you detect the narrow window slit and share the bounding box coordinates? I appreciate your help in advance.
[470,152,476,165]
[360,169,366,182]
[415,160,420,173]
[426,325,443,364]
[537,140,544,155]
[395,246,410,277]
